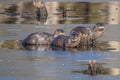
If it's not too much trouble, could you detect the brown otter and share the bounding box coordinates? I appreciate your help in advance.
[92,22,105,41]
[70,27,91,45]
[51,31,81,48]
[22,29,64,45]
[88,60,103,75]
[70,22,105,46]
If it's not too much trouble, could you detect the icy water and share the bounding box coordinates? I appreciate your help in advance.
[0,1,120,80]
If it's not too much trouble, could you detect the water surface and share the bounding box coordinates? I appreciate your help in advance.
[0,1,120,80]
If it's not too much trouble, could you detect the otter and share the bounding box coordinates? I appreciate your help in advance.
[70,27,91,45]
[51,31,81,48]
[22,29,64,45]
[70,22,105,46]
[88,60,103,75]
[92,22,105,41]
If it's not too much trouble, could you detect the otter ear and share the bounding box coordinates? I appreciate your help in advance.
[92,25,97,31]
[70,31,74,34]
[33,0,36,6]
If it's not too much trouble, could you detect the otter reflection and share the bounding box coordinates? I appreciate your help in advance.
[22,42,107,52]
[33,0,48,22]
[22,44,52,51]
[0,40,110,51]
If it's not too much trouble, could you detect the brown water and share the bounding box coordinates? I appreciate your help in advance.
[0,1,120,80]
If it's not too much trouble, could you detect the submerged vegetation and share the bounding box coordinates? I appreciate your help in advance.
[0,40,23,50]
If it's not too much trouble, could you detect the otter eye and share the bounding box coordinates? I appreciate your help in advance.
[71,31,75,34]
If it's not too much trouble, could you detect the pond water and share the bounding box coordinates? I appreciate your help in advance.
[0,1,120,80]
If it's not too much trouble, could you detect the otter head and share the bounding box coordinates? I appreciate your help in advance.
[71,32,81,42]
[89,60,96,65]
[66,31,81,47]
[92,22,105,40]
[53,29,65,37]
[93,22,105,31]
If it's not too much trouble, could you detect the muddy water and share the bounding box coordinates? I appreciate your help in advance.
[0,1,120,80]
